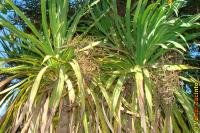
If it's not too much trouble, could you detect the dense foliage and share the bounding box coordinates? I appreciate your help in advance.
[0,0,200,132]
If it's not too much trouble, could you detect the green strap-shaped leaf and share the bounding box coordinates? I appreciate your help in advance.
[167,41,186,51]
[69,60,85,109]
[45,68,65,131]
[174,89,194,129]
[29,66,49,112]
[66,4,87,43]
[42,55,53,65]
[69,59,88,132]
[49,68,65,109]
[92,78,112,110]
[134,0,148,23]
[173,105,191,133]
[112,76,125,113]
[89,85,110,133]
[41,0,53,55]
[48,0,56,38]
[5,0,43,41]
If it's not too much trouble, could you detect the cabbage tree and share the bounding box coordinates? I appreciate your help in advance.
[0,0,102,132]
[91,0,200,132]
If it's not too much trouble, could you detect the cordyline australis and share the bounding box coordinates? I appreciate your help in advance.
[0,0,200,132]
